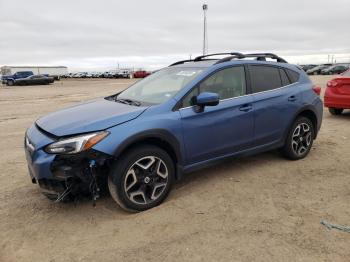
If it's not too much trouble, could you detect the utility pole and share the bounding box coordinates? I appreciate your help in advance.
[202,4,208,55]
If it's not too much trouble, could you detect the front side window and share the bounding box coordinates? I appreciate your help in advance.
[182,66,246,107]
[117,67,203,104]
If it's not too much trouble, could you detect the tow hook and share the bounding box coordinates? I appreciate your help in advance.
[89,160,100,207]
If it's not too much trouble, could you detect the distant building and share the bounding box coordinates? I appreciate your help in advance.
[1,66,68,76]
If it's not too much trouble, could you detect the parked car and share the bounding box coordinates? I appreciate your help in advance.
[72,72,87,78]
[301,64,317,72]
[64,73,75,78]
[324,69,350,115]
[110,71,119,78]
[24,52,323,212]
[306,64,332,75]
[133,70,151,78]
[101,71,116,78]
[7,75,54,86]
[116,70,132,78]
[2,71,34,85]
[321,64,349,75]
[47,75,61,81]
[91,72,102,78]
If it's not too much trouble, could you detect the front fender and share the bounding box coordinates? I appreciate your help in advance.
[111,129,183,163]
[92,111,184,166]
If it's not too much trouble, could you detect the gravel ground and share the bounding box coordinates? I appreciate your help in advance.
[0,76,349,262]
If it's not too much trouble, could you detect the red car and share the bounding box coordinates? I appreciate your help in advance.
[133,70,151,78]
[324,69,350,115]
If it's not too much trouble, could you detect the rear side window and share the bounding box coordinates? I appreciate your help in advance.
[249,65,282,93]
[279,69,291,86]
[285,69,299,83]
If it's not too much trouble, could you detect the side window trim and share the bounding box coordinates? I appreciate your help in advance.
[244,64,252,95]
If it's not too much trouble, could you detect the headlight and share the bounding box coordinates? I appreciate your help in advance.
[45,131,109,154]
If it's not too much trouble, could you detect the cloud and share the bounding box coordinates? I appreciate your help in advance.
[0,0,349,70]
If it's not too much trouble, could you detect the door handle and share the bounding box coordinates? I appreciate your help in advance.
[239,104,252,112]
[288,96,297,102]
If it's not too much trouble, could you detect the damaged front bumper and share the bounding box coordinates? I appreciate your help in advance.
[25,124,112,201]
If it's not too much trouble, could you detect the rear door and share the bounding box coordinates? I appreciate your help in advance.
[248,65,301,147]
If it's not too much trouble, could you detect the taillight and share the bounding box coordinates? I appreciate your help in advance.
[327,80,338,88]
[312,86,321,96]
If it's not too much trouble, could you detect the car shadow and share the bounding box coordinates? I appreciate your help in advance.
[46,150,283,216]
[173,150,282,191]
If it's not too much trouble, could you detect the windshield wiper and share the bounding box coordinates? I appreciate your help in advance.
[115,98,141,106]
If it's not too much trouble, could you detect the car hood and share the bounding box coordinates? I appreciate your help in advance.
[36,98,148,137]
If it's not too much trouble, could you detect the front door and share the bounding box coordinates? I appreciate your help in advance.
[179,66,254,165]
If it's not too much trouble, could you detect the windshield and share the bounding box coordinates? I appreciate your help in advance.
[117,67,204,104]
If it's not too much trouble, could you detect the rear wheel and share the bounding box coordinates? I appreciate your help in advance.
[328,108,343,115]
[281,117,314,160]
[108,145,175,212]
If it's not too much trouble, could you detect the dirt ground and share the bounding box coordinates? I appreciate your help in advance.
[0,76,349,262]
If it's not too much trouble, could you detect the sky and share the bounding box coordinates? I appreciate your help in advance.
[0,0,349,71]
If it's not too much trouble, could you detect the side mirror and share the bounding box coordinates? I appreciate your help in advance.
[193,92,219,112]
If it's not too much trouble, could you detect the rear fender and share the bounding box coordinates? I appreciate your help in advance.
[283,104,322,142]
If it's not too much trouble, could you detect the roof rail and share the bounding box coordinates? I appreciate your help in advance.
[246,53,287,63]
[168,52,245,66]
[169,52,287,67]
[169,59,194,66]
[215,53,287,64]
[193,52,245,61]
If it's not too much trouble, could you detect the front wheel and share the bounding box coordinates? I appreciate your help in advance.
[328,108,343,115]
[108,145,175,212]
[281,117,314,160]
[7,80,14,86]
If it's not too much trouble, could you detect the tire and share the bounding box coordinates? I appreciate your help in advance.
[328,108,343,115]
[313,72,317,75]
[281,117,315,160]
[7,80,14,86]
[108,145,175,212]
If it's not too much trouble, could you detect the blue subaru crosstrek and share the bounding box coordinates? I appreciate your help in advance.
[24,53,323,211]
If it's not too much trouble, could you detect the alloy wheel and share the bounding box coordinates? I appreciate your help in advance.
[124,156,168,205]
[291,123,312,156]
